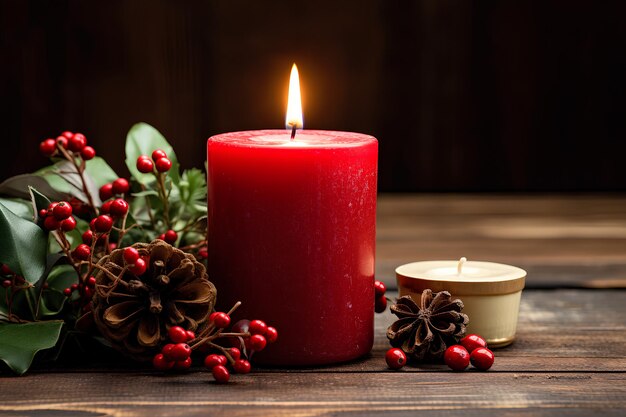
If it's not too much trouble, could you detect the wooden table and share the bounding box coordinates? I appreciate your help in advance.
[1,194,625,416]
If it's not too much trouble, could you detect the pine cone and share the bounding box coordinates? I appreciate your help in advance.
[92,240,216,361]
[387,290,469,361]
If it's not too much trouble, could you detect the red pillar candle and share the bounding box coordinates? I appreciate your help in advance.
[206,129,377,365]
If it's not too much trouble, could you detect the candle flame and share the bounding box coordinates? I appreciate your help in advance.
[286,63,303,131]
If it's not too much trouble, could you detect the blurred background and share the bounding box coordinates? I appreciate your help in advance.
[1,0,625,192]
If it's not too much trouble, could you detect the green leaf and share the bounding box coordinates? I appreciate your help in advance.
[84,156,119,190]
[46,265,79,291]
[0,321,63,374]
[29,186,51,223]
[0,174,68,201]
[131,189,159,198]
[125,123,180,185]
[0,198,33,220]
[34,157,117,206]
[0,202,47,284]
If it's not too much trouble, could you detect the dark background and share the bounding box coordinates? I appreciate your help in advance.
[1,0,625,192]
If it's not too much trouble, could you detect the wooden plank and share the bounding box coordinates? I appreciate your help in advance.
[0,372,624,417]
[376,194,626,288]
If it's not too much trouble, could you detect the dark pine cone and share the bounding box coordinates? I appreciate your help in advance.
[92,240,216,361]
[387,290,469,361]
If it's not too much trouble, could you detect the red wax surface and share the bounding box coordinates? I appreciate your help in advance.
[207,130,378,365]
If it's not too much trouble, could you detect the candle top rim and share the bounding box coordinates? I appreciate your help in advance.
[208,129,377,148]
[396,260,526,283]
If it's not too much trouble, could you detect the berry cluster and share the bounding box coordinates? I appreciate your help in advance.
[151,303,277,384]
[374,280,387,313]
[39,131,96,161]
[385,334,495,371]
[444,334,495,371]
[39,201,77,232]
[136,149,172,174]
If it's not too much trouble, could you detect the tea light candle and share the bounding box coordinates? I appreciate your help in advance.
[396,258,526,347]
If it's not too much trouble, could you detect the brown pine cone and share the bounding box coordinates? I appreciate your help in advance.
[92,240,216,361]
[387,290,469,361]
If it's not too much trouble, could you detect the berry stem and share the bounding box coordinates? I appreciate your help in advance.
[139,183,157,230]
[155,172,171,229]
[56,143,98,214]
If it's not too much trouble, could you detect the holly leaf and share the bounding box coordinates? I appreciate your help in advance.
[0,202,47,284]
[125,123,180,185]
[0,321,64,374]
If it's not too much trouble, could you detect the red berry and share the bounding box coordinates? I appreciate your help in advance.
[265,326,278,343]
[70,283,79,291]
[163,230,177,244]
[168,326,188,344]
[61,216,77,232]
[248,320,267,335]
[93,215,113,233]
[100,200,112,215]
[99,183,113,201]
[185,330,196,341]
[197,247,208,259]
[152,149,167,161]
[375,295,387,313]
[204,354,227,368]
[374,280,386,297]
[444,345,470,371]
[87,276,96,287]
[152,353,175,371]
[44,215,60,231]
[38,209,47,218]
[229,347,241,361]
[56,136,68,148]
[39,139,57,156]
[82,230,93,245]
[52,202,72,220]
[173,357,192,371]
[0,264,13,275]
[385,348,407,370]
[68,133,87,152]
[158,233,166,241]
[233,359,251,374]
[129,258,146,275]
[2,280,11,288]
[73,244,91,261]
[136,156,154,173]
[112,178,130,194]
[63,288,72,296]
[212,365,230,383]
[80,146,96,160]
[169,343,191,361]
[155,157,172,172]
[123,247,140,264]
[61,131,74,139]
[249,334,267,351]
[162,344,175,360]
[211,312,231,329]
[470,347,495,371]
[109,198,129,217]
[460,334,488,354]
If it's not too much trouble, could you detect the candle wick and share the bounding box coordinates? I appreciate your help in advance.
[457,257,467,275]
[290,123,297,140]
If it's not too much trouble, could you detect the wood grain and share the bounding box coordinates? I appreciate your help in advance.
[376,194,626,288]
